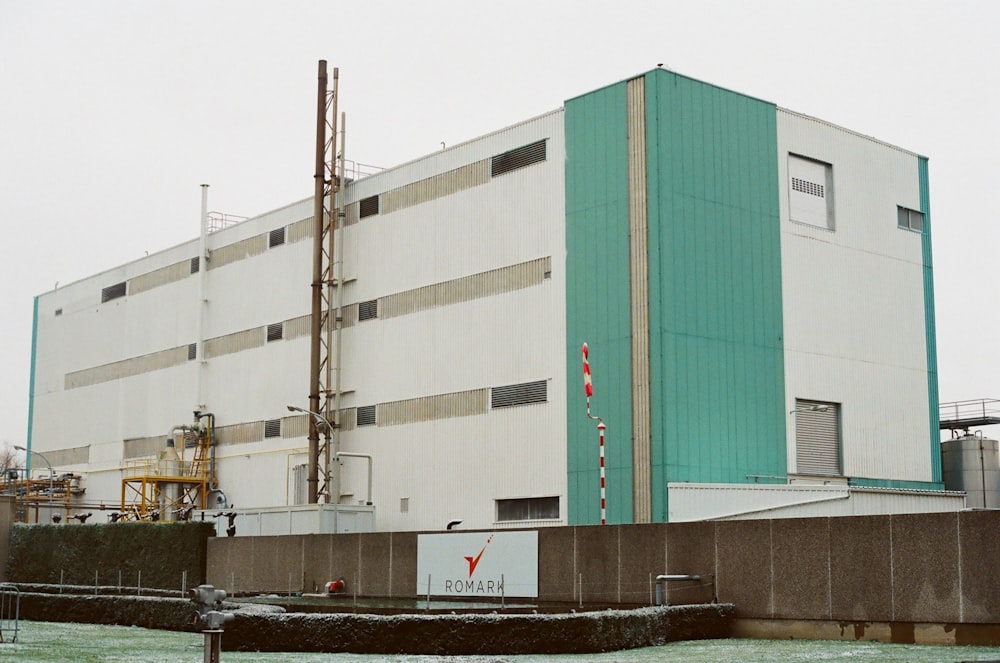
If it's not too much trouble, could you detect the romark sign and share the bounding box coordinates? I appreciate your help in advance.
[416,531,538,598]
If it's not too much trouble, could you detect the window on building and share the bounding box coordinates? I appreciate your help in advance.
[793,399,841,476]
[497,496,559,522]
[358,299,378,321]
[269,227,286,248]
[264,418,281,438]
[101,281,127,303]
[788,154,834,230]
[400,497,409,514]
[359,195,380,218]
[190,256,200,274]
[55,308,63,317]
[266,322,283,342]
[357,405,376,427]
[491,380,547,408]
[897,206,924,233]
[491,139,547,177]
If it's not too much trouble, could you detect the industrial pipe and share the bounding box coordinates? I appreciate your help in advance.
[336,452,373,505]
[307,60,328,504]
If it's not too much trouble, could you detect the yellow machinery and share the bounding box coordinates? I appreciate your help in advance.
[5,473,78,524]
[120,423,215,522]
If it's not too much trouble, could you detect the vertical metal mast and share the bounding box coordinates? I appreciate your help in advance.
[309,60,341,504]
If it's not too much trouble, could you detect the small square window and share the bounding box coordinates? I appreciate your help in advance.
[897,206,924,233]
[359,196,380,218]
[101,282,127,303]
[358,300,378,321]
[55,308,63,317]
[357,405,376,427]
[269,227,286,248]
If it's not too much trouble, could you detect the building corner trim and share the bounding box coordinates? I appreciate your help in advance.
[919,157,941,482]
[25,295,40,473]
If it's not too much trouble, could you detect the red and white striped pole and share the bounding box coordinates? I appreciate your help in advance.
[582,343,606,525]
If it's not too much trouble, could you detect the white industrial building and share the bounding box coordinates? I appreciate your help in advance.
[25,69,962,533]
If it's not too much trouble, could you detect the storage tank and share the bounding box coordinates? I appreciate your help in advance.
[941,434,1000,508]
[157,438,184,520]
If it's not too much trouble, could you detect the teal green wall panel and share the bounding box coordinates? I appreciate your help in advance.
[566,71,786,524]
[919,157,942,482]
[643,70,786,522]
[565,81,635,525]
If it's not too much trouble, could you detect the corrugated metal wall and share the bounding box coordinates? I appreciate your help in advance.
[564,80,634,525]
[777,109,934,484]
[643,71,786,520]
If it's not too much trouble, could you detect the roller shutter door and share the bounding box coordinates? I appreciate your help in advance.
[795,399,841,475]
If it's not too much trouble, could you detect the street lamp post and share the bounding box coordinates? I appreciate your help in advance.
[287,405,340,504]
[14,445,55,521]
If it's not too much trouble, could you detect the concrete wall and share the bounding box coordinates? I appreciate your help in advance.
[207,511,1000,625]
[0,496,14,582]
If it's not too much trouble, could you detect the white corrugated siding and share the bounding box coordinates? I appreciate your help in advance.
[668,483,965,521]
[335,110,567,531]
[32,110,567,532]
[777,109,931,482]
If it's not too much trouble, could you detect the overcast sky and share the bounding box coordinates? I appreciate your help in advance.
[1,0,996,449]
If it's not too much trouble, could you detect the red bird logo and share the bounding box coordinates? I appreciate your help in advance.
[464,534,493,577]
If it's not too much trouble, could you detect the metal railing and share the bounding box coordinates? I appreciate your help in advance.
[0,583,19,643]
[939,399,1000,431]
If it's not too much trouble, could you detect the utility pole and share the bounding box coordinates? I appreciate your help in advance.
[308,60,343,504]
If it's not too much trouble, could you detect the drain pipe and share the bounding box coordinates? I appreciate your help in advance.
[196,184,209,411]
[328,109,347,505]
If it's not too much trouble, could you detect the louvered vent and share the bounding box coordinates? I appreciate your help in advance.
[187,343,197,360]
[497,496,559,521]
[359,195,380,218]
[266,322,284,342]
[795,399,841,475]
[791,177,824,197]
[55,308,63,317]
[491,380,547,409]
[264,419,281,438]
[190,256,200,274]
[269,227,286,248]
[358,299,378,321]
[357,405,376,427]
[491,139,547,177]
[101,282,127,303]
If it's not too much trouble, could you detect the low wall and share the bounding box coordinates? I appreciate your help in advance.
[11,590,733,655]
[7,521,215,589]
[0,496,14,582]
[222,604,733,655]
[207,511,1000,627]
